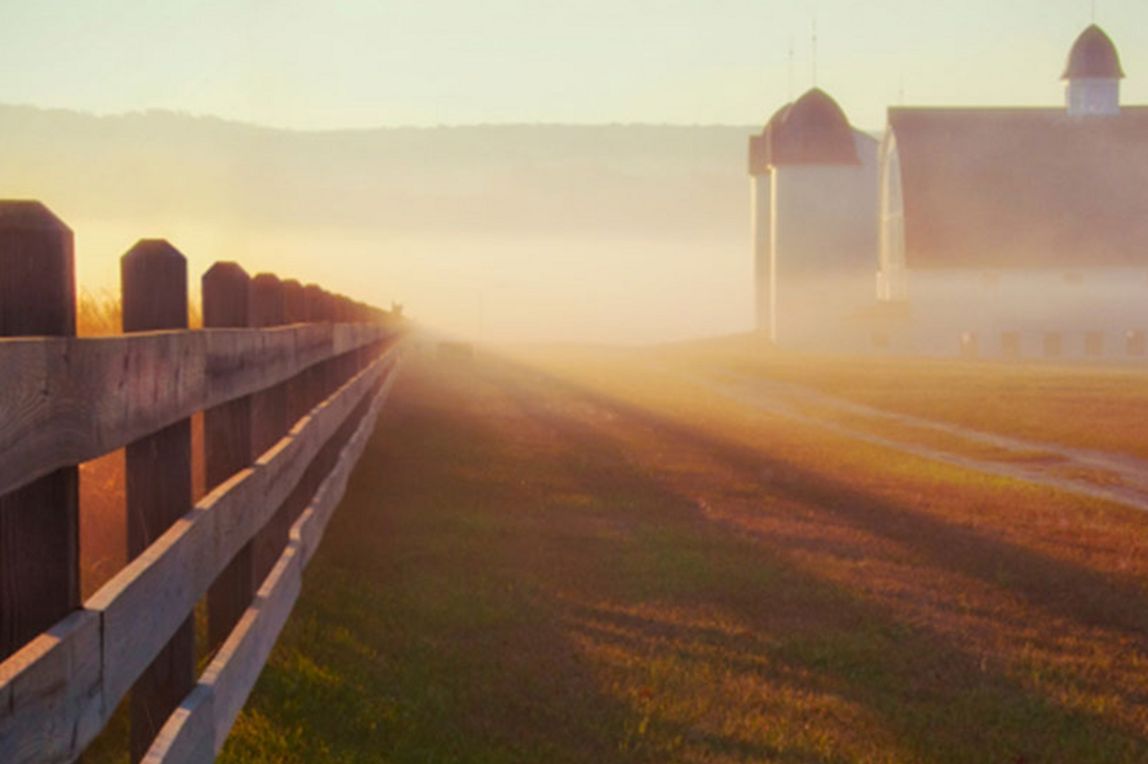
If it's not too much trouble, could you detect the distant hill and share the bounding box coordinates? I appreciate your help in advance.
[0,105,755,342]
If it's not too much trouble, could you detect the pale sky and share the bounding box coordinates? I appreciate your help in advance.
[2,1,1146,130]
[7,1,1147,343]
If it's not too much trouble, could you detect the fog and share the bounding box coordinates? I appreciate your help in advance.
[0,105,754,344]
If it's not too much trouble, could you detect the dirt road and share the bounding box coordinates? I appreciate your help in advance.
[684,369,1148,514]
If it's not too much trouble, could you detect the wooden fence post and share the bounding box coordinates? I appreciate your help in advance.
[0,200,79,660]
[277,279,316,536]
[337,295,353,385]
[303,283,327,410]
[354,300,369,373]
[321,290,339,397]
[282,279,305,326]
[352,301,366,373]
[202,262,255,651]
[281,279,307,423]
[250,274,289,583]
[303,284,325,323]
[121,239,194,762]
[250,273,287,454]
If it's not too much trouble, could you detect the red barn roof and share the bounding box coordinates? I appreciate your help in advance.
[1063,25,1125,80]
[748,88,859,174]
[888,106,1148,268]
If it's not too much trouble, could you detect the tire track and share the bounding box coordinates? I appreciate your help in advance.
[682,370,1148,514]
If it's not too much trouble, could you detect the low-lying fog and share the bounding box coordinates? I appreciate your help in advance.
[2,106,755,344]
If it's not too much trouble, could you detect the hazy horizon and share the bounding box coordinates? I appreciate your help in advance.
[1,105,754,343]
[0,99,768,131]
[5,2,1147,344]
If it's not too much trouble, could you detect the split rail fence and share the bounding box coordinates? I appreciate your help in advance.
[0,201,403,762]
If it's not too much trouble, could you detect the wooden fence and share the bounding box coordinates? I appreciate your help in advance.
[0,200,403,762]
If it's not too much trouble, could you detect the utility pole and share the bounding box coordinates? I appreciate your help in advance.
[788,37,795,99]
[811,16,819,88]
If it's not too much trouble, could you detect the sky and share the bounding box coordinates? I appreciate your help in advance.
[2,1,1147,130]
[4,0,1148,343]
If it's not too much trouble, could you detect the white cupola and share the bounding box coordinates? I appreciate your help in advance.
[1063,25,1124,117]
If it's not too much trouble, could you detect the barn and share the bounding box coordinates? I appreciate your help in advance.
[751,24,1148,359]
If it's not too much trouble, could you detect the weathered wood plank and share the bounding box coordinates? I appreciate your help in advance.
[141,686,213,764]
[0,347,397,761]
[205,324,370,407]
[0,324,389,498]
[1,667,10,719]
[0,610,102,763]
[208,350,393,587]
[0,200,80,662]
[217,365,395,749]
[298,362,400,565]
[207,542,303,754]
[295,323,334,377]
[92,508,216,715]
[88,351,392,710]
[148,359,399,760]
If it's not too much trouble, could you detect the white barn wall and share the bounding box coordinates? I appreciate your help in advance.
[890,267,1148,359]
[873,124,1148,361]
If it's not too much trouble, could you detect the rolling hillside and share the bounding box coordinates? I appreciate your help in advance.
[0,105,756,342]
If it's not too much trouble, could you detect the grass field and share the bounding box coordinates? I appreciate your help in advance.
[649,335,1148,461]
[220,342,1148,763]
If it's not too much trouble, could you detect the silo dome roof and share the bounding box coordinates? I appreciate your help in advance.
[761,88,858,165]
[1062,24,1125,79]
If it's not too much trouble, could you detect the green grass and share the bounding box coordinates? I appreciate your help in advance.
[219,351,1148,762]
[649,335,1148,461]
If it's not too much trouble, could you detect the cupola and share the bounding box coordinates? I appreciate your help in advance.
[1063,25,1124,116]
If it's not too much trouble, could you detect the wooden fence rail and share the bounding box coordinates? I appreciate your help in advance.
[0,200,403,762]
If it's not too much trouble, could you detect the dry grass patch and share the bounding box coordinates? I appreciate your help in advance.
[655,336,1148,461]
[223,349,1148,762]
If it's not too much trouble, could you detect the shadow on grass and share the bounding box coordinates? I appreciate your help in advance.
[506,358,1148,642]
[223,362,648,763]
[224,355,1148,763]
[489,357,1148,762]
